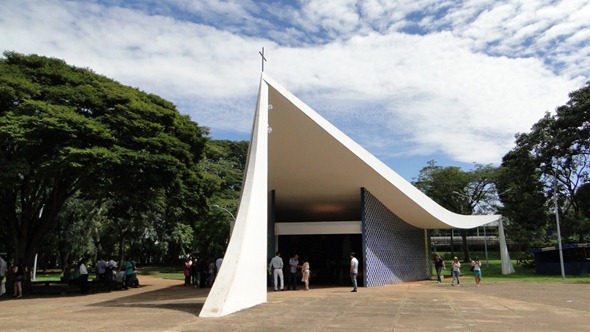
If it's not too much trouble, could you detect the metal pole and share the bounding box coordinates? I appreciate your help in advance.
[553,182,566,279]
[213,205,236,236]
[483,225,489,267]
[451,228,455,257]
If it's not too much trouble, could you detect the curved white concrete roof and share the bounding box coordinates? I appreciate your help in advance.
[265,73,499,229]
[200,74,501,318]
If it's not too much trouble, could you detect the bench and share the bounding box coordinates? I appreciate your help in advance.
[30,281,72,295]
[30,279,125,294]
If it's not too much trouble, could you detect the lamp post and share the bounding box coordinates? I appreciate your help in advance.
[213,204,236,236]
[553,165,566,279]
[482,222,489,267]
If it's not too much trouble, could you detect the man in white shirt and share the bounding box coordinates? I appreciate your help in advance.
[268,251,284,291]
[215,256,223,274]
[350,252,358,292]
[79,259,89,294]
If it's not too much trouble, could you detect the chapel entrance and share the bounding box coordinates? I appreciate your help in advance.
[278,234,362,286]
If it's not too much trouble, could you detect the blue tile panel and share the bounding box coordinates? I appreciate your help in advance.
[363,189,429,287]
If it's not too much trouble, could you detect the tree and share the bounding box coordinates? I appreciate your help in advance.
[0,52,209,266]
[414,161,499,261]
[497,148,549,253]
[499,82,590,247]
[193,140,248,259]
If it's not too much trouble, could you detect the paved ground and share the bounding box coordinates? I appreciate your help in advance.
[1,276,589,331]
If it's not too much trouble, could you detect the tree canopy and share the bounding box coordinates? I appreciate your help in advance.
[498,82,590,251]
[413,160,499,260]
[0,52,210,266]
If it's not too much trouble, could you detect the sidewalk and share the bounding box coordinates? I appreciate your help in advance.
[1,276,589,331]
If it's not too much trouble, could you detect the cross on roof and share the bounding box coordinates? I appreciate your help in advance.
[259,47,267,72]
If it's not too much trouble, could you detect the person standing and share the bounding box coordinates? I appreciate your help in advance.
[215,255,223,275]
[301,258,310,291]
[268,251,284,291]
[350,252,358,292]
[79,258,89,294]
[451,257,461,286]
[13,262,25,298]
[123,257,137,289]
[96,257,107,281]
[0,254,7,296]
[288,254,299,290]
[105,258,117,290]
[191,257,199,287]
[207,259,216,287]
[433,254,445,283]
[183,258,191,286]
[471,257,482,286]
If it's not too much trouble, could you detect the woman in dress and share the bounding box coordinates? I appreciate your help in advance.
[301,259,310,291]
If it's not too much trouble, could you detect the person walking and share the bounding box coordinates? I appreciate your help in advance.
[301,258,310,291]
[288,254,299,290]
[268,251,284,291]
[433,254,445,283]
[350,252,358,292]
[471,257,482,286]
[451,257,461,286]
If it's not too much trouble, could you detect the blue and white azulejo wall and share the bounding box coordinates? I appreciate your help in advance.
[362,189,430,287]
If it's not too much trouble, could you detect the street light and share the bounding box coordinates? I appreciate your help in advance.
[212,204,236,236]
[553,164,566,279]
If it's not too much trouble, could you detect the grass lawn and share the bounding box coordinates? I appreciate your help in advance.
[434,250,590,283]
[31,265,185,282]
[32,254,590,284]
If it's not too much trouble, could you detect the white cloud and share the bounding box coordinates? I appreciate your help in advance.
[0,0,588,178]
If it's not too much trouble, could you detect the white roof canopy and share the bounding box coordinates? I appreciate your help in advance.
[265,74,499,229]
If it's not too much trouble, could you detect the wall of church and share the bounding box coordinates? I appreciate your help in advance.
[362,189,429,287]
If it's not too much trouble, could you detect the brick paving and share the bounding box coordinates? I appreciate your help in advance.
[1,276,589,331]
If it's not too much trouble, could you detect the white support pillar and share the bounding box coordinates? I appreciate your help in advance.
[200,74,270,317]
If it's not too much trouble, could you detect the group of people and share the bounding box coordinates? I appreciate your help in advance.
[183,255,223,288]
[64,256,139,293]
[0,254,26,298]
[268,251,359,293]
[268,252,311,291]
[433,254,483,286]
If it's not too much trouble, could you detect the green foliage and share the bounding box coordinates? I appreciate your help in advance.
[499,82,590,251]
[0,52,208,265]
[414,161,499,260]
[192,139,248,259]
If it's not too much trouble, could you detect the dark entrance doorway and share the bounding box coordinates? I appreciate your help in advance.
[279,234,362,286]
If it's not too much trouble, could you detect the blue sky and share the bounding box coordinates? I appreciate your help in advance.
[1,0,589,181]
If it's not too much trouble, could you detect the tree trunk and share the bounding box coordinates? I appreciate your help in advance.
[461,231,470,262]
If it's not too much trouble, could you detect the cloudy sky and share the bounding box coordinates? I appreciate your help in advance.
[1,0,589,180]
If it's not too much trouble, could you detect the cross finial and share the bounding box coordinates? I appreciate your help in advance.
[259,47,267,72]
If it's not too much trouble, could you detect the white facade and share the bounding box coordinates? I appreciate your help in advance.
[199,74,510,317]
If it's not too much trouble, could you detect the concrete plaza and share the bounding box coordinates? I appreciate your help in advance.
[1,275,589,331]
